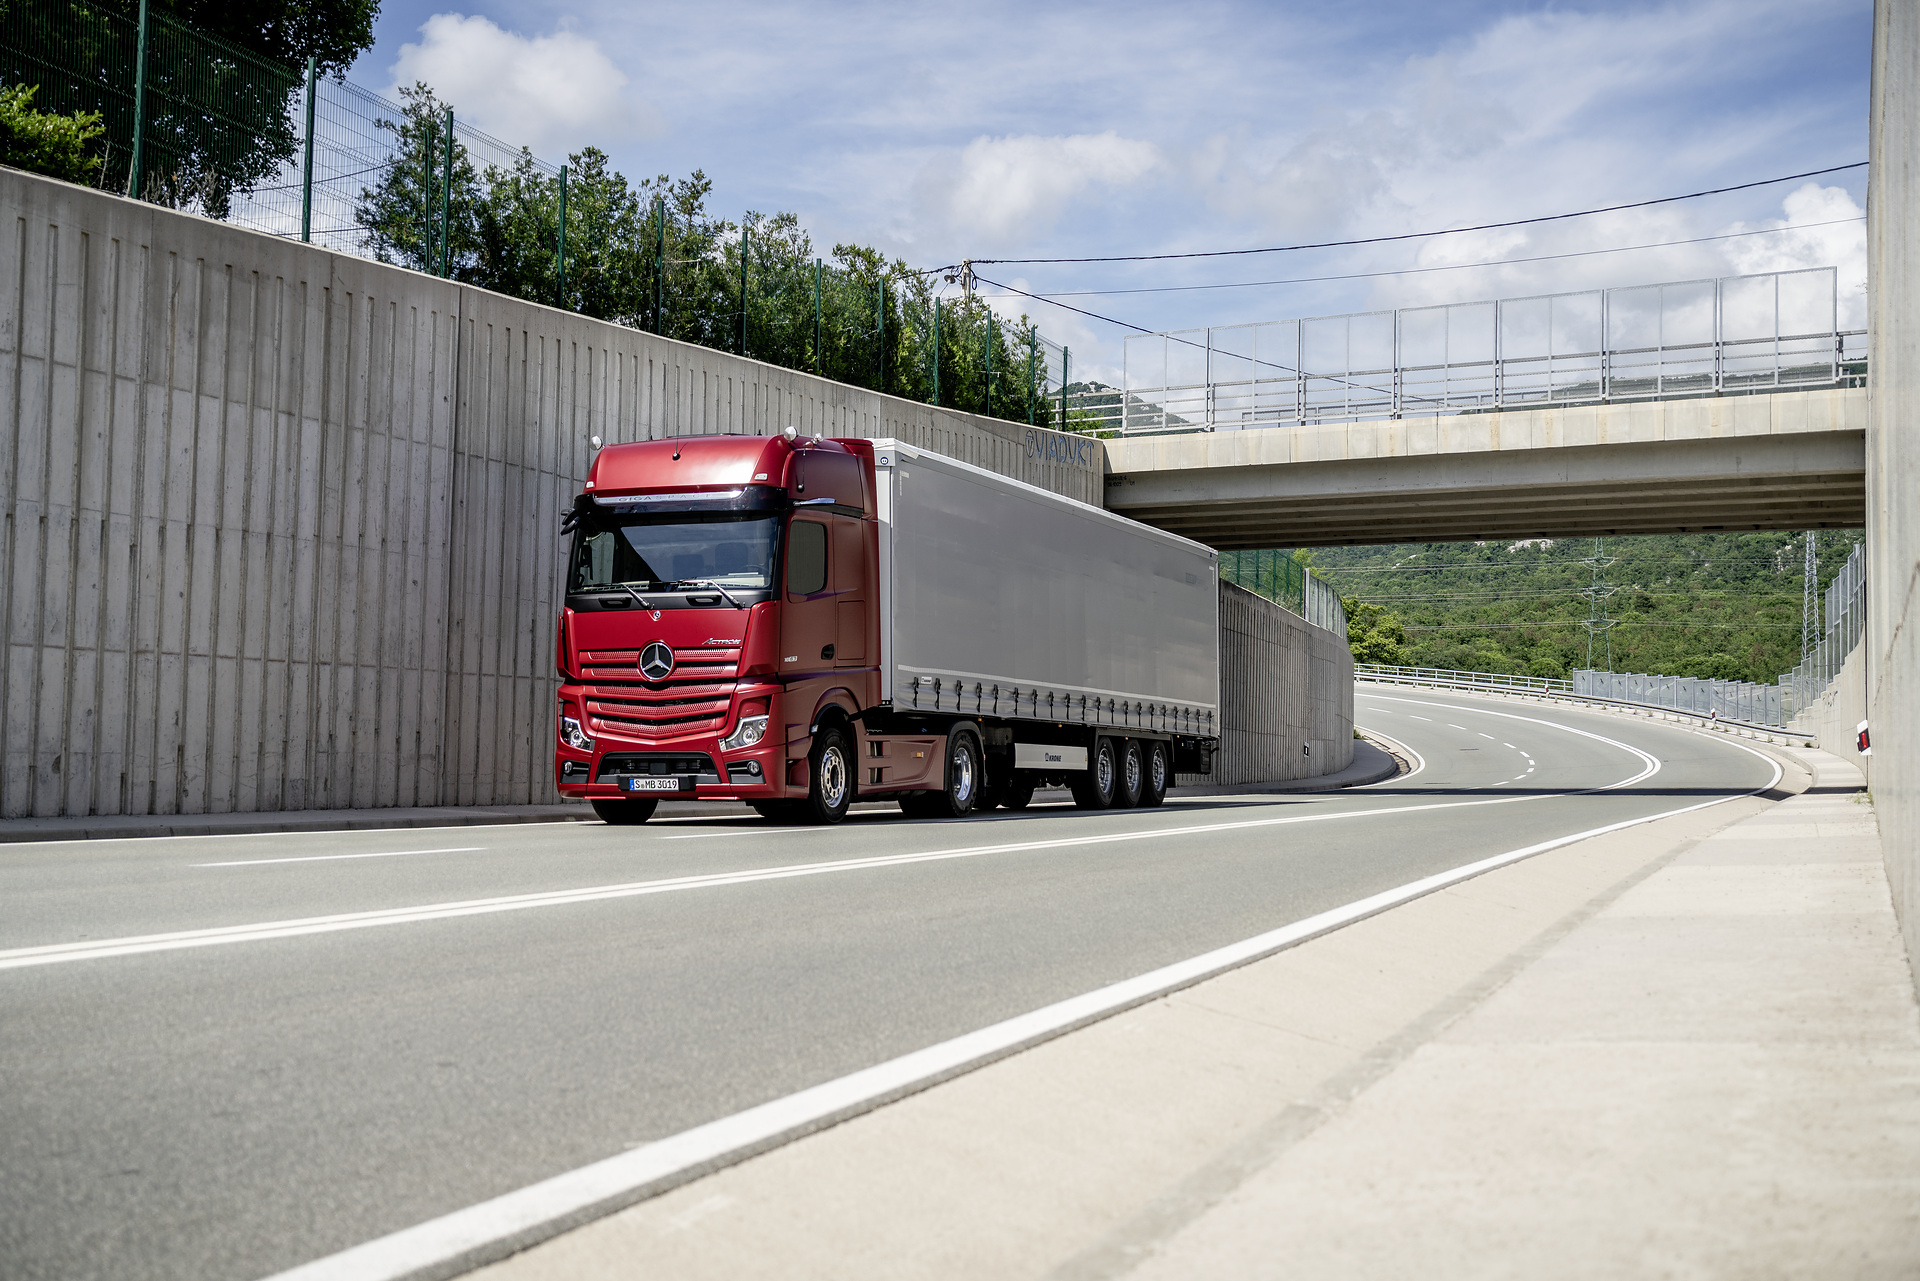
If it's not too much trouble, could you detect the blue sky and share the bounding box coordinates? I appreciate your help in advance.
[354,0,1872,379]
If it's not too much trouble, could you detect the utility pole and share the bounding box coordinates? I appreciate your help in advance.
[1802,531,1820,663]
[1580,537,1618,671]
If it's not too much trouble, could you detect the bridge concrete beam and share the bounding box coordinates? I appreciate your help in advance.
[1103,387,1865,548]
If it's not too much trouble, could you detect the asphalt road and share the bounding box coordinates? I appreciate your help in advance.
[0,690,1778,1281]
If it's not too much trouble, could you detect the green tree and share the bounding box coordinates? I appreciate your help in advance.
[101,0,378,74]
[354,83,481,275]
[0,84,104,184]
[1344,597,1408,665]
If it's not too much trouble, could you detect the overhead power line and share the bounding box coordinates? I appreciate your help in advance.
[979,218,1864,301]
[971,162,1868,267]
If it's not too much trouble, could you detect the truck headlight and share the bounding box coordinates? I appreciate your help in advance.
[720,715,768,750]
[560,715,594,751]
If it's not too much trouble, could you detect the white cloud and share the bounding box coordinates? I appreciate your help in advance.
[1723,184,1868,327]
[915,133,1162,246]
[388,14,649,153]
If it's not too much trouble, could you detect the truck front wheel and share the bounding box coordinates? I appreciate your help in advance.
[801,727,855,825]
[1071,738,1119,810]
[592,797,659,825]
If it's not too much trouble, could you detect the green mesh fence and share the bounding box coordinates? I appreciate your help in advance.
[1221,550,1308,616]
[0,0,1085,435]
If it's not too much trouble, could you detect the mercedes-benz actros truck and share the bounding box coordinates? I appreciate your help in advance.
[554,431,1219,824]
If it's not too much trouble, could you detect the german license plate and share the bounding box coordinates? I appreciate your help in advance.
[626,776,688,793]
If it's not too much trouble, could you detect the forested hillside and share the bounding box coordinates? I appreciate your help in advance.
[1300,531,1862,685]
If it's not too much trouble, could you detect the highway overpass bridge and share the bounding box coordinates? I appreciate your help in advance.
[1085,267,1866,547]
[1102,384,1865,547]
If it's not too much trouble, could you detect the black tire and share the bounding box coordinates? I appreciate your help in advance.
[1002,775,1036,810]
[1116,739,1146,808]
[1140,740,1169,807]
[592,797,658,825]
[801,727,855,824]
[1070,738,1119,810]
[903,731,982,819]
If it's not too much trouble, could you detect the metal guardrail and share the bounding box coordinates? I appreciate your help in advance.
[1066,269,1864,436]
[1355,664,1571,695]
[1355,664,1810,743]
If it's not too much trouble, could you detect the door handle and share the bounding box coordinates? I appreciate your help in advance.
[821,644,836,660]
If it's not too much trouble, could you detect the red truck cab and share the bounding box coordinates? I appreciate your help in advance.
[555,431,887,824]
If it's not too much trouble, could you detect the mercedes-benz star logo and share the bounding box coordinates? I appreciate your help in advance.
[639,641,675,681]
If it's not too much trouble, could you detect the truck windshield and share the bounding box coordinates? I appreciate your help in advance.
[569,512,778,592]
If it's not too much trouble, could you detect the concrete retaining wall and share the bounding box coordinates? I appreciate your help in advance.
[1,167,1352,819]
[1868,0,1920,980]
[1183,582,1355,788]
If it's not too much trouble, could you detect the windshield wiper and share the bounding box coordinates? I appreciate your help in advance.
[670,579,747,609]
[611,583,655,609]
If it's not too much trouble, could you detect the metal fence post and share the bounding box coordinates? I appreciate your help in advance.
[932,297,941,406]
[813,257,822,375]
[1028,328,1037,425]
[300,56,316,242]
[984,320,993,416]
[555,164,568,302]
[440,108,453,278]
[875,280,885,391]
[653,197,665,334]
[738,223,749,356]
[126,0,148,198]
[1060,346,1070,427]
[422,121,434,272]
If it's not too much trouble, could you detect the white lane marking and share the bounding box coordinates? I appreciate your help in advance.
[659,828,837,841]
[194,847,483,869]
[1354,727,1425,782]
[0,758,1660,973]
[1479,733,1496,740]
[262,750,1785,1281]
[1408,715,1432,722]
[0,823,576,850]
[1446,724,1467,731]
[1503,742,1517,749]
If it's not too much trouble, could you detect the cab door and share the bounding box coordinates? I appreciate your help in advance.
[782,516,837,676]
[832,515,870,671]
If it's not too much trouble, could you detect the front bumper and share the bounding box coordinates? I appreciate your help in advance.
[555,685,788,801]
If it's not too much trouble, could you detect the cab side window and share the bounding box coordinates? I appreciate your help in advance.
[786,520,828,596]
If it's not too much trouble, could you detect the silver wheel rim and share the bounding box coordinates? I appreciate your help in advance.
[952,742,975,805]
[1097,745,1114,796]
[1125,747,1142,796]
[820,746,848,809]
[1150,747,1166,792]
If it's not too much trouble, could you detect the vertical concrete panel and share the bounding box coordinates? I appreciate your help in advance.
[1868,0,1920,980]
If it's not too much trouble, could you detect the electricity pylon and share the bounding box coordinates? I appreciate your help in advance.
[1580,537,1618,671]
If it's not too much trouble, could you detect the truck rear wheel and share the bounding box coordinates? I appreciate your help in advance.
[1140,741,1169,807]
[592,797,659,825]
[1116,739,1146,808]
[902,730,982,819]
[1071,738,1119,810]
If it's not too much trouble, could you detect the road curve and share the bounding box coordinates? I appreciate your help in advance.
[0,689,1779,1281]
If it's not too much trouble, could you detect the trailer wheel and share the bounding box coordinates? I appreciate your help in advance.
[1139,741,1169,807]
[592,797,659,825]
[1002,775,1036,810]
[800,727,854,824]
[1071,738,1119,810]
[1116,740,1146,808]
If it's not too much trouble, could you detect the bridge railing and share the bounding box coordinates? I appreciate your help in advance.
[1077,269,1864,436]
